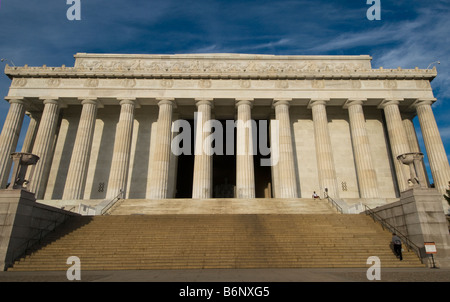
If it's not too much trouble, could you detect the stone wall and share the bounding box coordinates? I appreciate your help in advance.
[0,189,77,270]
[368,187,450,268]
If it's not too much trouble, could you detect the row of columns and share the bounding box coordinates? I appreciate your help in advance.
[0,96,449,201]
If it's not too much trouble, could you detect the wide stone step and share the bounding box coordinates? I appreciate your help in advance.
[107,198,339,215]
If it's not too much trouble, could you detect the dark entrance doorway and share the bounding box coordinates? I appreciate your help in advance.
[175,119,272,198]
[254,120,273,198]
[213,120,236,198]
[175,119,194,198]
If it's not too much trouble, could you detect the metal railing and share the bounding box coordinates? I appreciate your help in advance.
[9,209,74,268]
[363,204,423,262]
[97,189,124,215]
[75,190,124,216]
[325,193,343,213]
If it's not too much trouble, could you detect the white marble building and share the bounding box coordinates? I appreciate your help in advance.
[0,53,449,211]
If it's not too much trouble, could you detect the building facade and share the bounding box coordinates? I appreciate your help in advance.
[0,53,449,211]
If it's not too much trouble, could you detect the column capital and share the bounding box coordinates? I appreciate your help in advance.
[272,98,292,108]
[195,98,214,108]
[39,98,60,107]
[377,98,403,109]
[4,96,25,105]
[343,98,367,109]
[307,98,330,109]
[156,98,175,107]
[410,98,436,109]
[39,96,59,101]
[78,97,99,106]
[118,98,136,106]
[235,98,254,108]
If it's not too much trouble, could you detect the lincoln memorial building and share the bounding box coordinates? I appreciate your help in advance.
[1,53,449,213]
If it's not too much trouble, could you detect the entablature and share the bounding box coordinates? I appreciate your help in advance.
[4,53,437,81]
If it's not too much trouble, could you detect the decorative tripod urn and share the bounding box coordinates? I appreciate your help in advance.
[9,152,40,190]
[396,152,427,189]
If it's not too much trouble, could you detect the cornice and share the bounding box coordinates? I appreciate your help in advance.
[4,65,437,81]
[4,53,437,81]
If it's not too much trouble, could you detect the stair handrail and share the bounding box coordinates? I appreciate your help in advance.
[9,209,74,268]
[324,191,343,213]
[97,189,124,215]
[363,204,423,262]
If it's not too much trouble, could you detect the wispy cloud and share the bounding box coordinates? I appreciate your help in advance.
[0,0,449,164]
[296,3,450,133]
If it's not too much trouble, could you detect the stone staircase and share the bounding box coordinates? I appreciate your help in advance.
[106,198,339,215]
[8,213,424,271]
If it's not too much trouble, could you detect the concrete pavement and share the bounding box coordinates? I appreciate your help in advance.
[1,267,450,282]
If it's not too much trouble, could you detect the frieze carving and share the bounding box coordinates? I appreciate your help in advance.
[275,80,289,89]
[384,80,397,89]
[5,54,437,83]
[415,80,430,89]
[74,58,369,75]
[312,79,325,88]
[160,79,174,88]
[364,81,382,88]
[46,78,61,87]
[3,55,436,113]
[121,78,136,88]
[12,78,27,87]
[240,80,251,88]
[350,79,362,89]
[84,78,99,87]
[198,79,212,88]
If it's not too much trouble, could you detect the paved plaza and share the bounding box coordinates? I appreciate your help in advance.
[1,267,449,282]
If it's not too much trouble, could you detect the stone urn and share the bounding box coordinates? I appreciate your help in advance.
[9,152,40,190]
[396,152,427,189]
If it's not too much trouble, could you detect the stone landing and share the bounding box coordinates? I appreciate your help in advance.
[106,198,338,215]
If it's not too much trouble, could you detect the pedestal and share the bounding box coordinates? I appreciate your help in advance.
[0,189,76,270]
[370,187,450,268]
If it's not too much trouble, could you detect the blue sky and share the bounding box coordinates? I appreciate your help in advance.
[0,0,449,183]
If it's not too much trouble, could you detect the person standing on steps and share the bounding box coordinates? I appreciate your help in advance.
[392,233,403,260]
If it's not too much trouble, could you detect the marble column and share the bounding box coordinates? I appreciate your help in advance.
[106,98,136,199]
[273,99,298,198]
[402,113,428,187]
[310,99,339,198]
[413,99,450,196]
[379,99,410,193]
[148,98,175,199]
[236,99,255,199]
[29,98,61,199]
[0,97,26,188]
[192,99,213,199]
[21,111,41,153]
[345,99,380,198]
[63,98,99,200]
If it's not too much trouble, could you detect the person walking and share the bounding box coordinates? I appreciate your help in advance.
[392,233,403,260]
